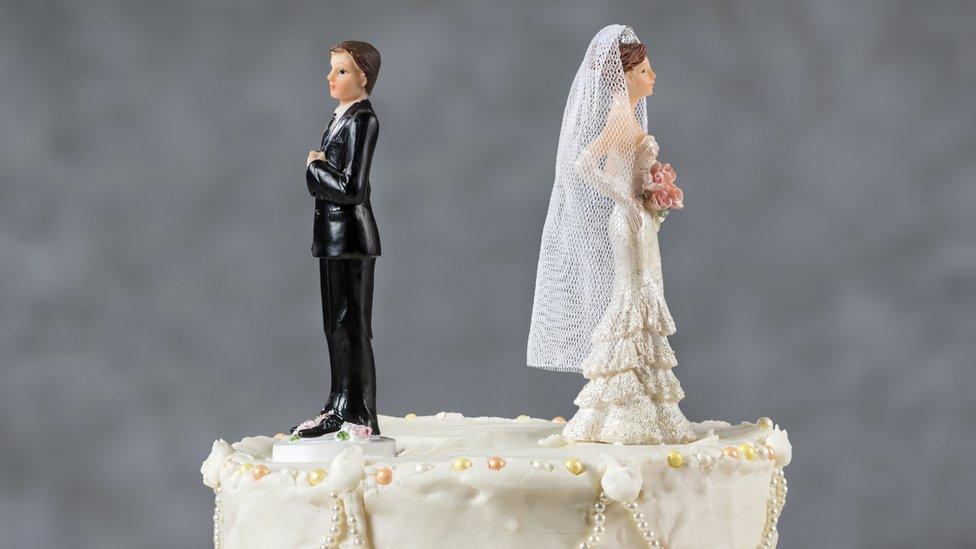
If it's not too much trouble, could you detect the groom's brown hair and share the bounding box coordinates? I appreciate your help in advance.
[330,41,381,94]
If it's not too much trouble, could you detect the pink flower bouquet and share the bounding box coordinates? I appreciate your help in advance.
[645,162,684,219]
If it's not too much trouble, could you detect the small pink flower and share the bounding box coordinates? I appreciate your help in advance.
[296,411,333,431]
[667,183,684,210]
[341,422,373,440]
[350,424,372,439]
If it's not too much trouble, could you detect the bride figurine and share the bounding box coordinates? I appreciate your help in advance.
[527,24,696,444]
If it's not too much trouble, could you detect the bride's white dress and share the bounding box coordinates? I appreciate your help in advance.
[562,134,696,445]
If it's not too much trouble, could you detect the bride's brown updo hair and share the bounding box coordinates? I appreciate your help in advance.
[619,41,647,72]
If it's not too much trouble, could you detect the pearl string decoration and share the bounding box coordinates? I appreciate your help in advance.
[212,486,223,548]
[756,468,788,549]
[625,499,663,547]
[347,514,364,546]
[577,491,665,548]
[320,493,343,548]
[577,490,610,549]
[319,491,367,548]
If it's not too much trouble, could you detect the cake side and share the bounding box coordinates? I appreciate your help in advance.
[202,413,791,549]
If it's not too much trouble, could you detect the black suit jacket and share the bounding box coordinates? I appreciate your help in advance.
[306,99,381,258]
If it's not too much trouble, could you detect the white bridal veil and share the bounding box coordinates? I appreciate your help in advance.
[527,24,648,372]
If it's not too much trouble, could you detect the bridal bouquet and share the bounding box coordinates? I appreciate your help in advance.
[644,162,684,220]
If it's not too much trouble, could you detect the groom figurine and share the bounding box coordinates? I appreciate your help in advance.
[295,40,382,438]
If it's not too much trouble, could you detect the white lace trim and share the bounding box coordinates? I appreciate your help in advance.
[563,397,695,445]
[591,282,676,341]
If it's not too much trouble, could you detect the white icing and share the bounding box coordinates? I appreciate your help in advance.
[600,455,643,503]
[324,445,365,494]
[201,439,233,489]
[764,428,792,468]
[202,413,791,548]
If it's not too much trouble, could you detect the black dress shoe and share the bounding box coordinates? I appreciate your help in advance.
[339,407,380,436]
[289,408,335,436]
[295,414,345,438]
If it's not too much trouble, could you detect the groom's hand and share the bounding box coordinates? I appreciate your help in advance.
[307,150,326,166]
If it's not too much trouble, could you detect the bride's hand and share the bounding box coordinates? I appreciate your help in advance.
[625,200,644,230]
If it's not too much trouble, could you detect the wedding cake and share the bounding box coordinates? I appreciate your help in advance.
[203,413,790,548]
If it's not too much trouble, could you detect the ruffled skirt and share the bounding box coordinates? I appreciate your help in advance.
[563,280,696,445]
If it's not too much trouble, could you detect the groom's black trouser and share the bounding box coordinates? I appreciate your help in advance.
[319,257,378,433]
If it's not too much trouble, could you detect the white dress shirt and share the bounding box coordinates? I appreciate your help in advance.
[333,94,368,120]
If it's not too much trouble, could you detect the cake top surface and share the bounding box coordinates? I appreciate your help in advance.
[203,412,791,491]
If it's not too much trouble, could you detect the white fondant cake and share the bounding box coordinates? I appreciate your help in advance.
[202,413,790,548]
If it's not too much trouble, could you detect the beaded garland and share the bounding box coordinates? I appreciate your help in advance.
[212,486,223,547]
[757,468,788,549]
[574,469,789,548]
[576,491,664,548]
[318,493,366,548]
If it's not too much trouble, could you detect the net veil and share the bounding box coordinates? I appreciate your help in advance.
[528,24,648,372]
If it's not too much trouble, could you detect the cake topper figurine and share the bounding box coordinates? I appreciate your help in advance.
[293,40,382,438]
[527,25,696,444]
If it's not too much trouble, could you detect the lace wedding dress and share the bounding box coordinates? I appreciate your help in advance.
[527,25,696,445]
[561,134,696,445]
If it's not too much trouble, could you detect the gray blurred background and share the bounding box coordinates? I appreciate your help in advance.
[2,1,973,547]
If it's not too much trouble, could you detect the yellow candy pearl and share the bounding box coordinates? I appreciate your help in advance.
[739,443,757,461]
[375,467,393,485]
[756,417,774,430]
[666,450,685,468]
[452,457,472,471]
[516,415,531,421]
[239,463,254,475]
[251,464,270,481]
[404,413,418,420]
[564,457,585,475]
[487,456,506,471]
[551,416,567,424]
[307,468,327,486]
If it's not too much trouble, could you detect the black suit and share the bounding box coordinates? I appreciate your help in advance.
[305,99,381,434]
[307,99,381,257]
